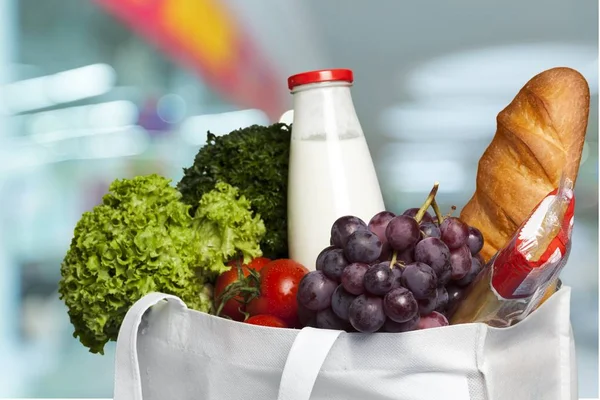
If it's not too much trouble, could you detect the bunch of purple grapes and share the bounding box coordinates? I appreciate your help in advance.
[296,208,485,333]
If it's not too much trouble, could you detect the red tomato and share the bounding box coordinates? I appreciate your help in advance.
[246,259,309,327]
[214,264,250,321]
[227,256,271,272]
[214,257,272,321]
[245,314,288,328]
[246,257,271,272]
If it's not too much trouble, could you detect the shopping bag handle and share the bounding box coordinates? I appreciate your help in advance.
[279,109,294,124]
[113,292,187,400]
[278,327,342,400]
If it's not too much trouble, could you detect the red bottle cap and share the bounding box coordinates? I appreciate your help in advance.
[287,69,354,90]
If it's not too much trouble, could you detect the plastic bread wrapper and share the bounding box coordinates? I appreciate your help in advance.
[450,176,575,327]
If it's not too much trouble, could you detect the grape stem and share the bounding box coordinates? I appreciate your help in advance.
[431,198,445,224]
[445,205,457,219]
[414,182,439,223]
[389,182,440,270]
[388,182,440,270]
[389,251,398,269]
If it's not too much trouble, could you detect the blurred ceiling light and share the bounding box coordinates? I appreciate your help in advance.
[0,142,52,173]
[379,100,499,140]
[28,112,63,135]
[379,142,486,163]
[378,158,467,193]
[87,100,138,128]
[404,43,598,99]
[1,64,116,115]
[157,94,187,124]
[31,124,139,144]
[26,100,138,135]
[47,64,116,103]
[2,125,149,166]
[80,126,148,159]
[180,109,270,145]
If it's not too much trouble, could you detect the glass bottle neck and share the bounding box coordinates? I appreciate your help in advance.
[291,82,363,140]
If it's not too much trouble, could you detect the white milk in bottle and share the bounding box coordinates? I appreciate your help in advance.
[287,69,385,270]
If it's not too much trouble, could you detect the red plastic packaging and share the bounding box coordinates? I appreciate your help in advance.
[491,186,575,300]
[450,177,575,327]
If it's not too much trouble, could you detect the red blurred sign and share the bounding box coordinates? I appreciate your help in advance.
[95,0,286,121]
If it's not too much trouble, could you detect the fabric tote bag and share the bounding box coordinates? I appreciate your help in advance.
[113,286,577,400]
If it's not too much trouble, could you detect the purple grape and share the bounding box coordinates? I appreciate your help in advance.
[298,304,317,327]
[417,311,449,329]
[455,256,483,287]
[449,245,472,280]
[437,266,452,287]
[348,294,386,333]
[316,246,336,271]
[364,262,394,295]
[378,242,393,262]
[474,253,485,264]
[331,285,356,321]
[396,246,415,265]
[316,308,351,330]
[418,294,438,316]
[331,216,367,248]
[402,208,434,224]
[368,211,396,243]
[420,222,441,239]
[386,215,420,251]
[390,265,403,290]
[414,237,450,276]
[383,287,418,323]
[321,248,349,282]
[341,262,369,295]
[467,226,484,255]
[383,314,420,332]
[400,262,437,299]
[297,271,337,311]
[435,286,449,313]
[344,230,382,263]
[440,217,469,249]
[446,284,464,315]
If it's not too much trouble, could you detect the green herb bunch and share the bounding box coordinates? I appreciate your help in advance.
[177,123,291,259]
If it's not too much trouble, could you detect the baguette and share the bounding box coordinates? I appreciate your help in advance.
[460,67,590,262]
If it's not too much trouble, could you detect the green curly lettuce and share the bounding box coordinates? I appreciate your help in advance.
[58,175,265,354]
[193,181,266,275]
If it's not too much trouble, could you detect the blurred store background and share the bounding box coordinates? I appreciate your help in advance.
[0,0,597,397]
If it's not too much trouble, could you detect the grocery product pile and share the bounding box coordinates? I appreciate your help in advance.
[57,66,589,357]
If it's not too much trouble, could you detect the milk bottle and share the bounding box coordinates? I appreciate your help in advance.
[287,69,385,270]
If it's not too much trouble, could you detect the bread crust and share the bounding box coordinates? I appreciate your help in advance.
[460,67,590,261]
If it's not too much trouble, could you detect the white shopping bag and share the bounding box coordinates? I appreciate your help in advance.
[113,286,577,400]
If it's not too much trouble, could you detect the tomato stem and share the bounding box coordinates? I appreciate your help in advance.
[214,261,263,318]
[239,308,251,322]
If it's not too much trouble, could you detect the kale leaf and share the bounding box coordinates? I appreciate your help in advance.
[178,123,291,259]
